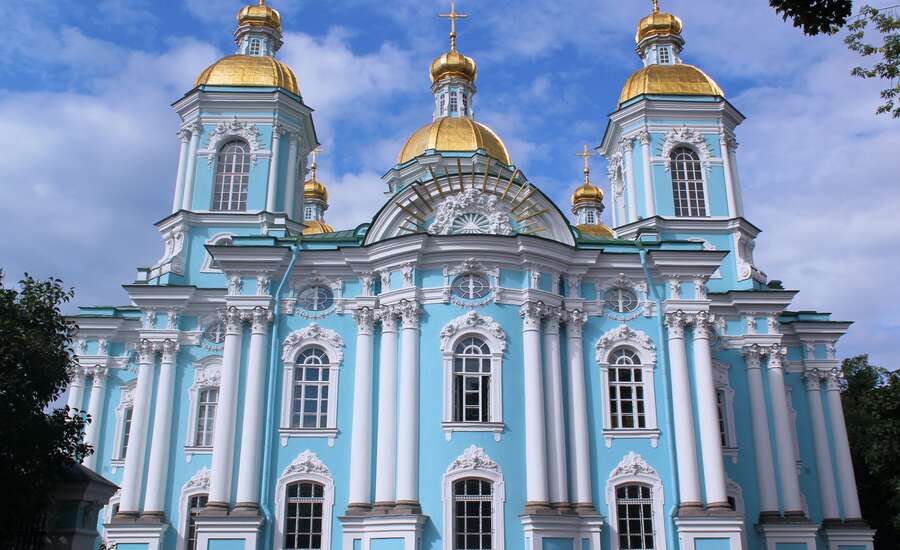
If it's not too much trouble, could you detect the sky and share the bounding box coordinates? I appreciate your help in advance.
[0,0,897,367]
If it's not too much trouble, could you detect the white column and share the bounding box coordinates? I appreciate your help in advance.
[825,369,863,519]
[348,307,377,510]
[542,309,568,506]
[623,139,638,222]
[66,367,86,411]
[283,135,300,218]
[720,134,738,218]
[265,125,284,212]
[742,346,779,515]
[727,136,744,218]
[766,345,804,514]
[143,339,180,515]
[374,309,399,507]
[208,307,244,511]
[665,312,703,508]
[117,340,155,517]
[172,128,191,213]
[83,366,108,471]
[691,312,729,508]
[395,302,421,509]
[565,311,593,509]
[640,130,655,217]
[521,302,550,510]
[181,122,202,211]
[235,308,272,511]
[804,370,840,520]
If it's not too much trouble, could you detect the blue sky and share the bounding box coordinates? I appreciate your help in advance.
[0,0,898,366]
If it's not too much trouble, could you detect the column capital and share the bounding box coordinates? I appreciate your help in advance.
[803,369,824,391]
[138,339,156,364]
[223,306,244,334]
[621,137,634,153]
[272,123,289,137]
[720,131,738,151]
[354,306,378,334]
[248,306,273,334]
[825,368,846,392]
[87,365,109,386]
[638,128,651,146]
[377,306,399,333]
[765,344,788,370]
[565,309,586,333]
[665,310,688,338]
[177,128,192,142]
[741,344,763,368]
[159,339,180,364]
[544,307,562,334]
[519,301,544,330]
[398,300,421,329]
[188,120,204,135]
[693,311,716,340]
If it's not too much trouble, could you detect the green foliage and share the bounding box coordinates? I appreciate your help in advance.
[769,0,853,35]
[0,271,92,535]
[845,6,900,118]
[841,355,900,549]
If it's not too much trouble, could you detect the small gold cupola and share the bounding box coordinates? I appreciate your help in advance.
[572,145,614,238]
[302,148,335,235]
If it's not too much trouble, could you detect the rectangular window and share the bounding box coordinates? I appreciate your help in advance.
[186,494,208,550]
[449,93,459,114]
[609,366,646,429]
[119,407,133,459]
[716,389,728,447]
[440,93,447,115]
[452,343,492,423]
[292,366,330,429]
[616,484,655,550]
[462,93,469,115]
[194,388,218,447]
[585,210,596,224]
[453,479,493,550]
[658,47,670,64]
[213,142,250,212]
[670,148,706,217]
[285,482,325,550]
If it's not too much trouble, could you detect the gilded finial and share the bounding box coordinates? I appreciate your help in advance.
[651,0,660,13]
[310,146,324,179]
[576,144,597,185]
[439,0,469,51]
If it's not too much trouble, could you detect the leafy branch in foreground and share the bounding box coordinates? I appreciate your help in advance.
[845,5,900,118]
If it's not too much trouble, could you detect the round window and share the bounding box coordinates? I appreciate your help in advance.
[201,320,226,350]
[451,274,492,300]
[298,286,334,312]
[604,288,639,313]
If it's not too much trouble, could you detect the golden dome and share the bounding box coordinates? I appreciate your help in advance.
[619,64,724,105]
[304,177,328,202]
[398,116,510,165]
[636,10,683,43]
[238,1,281,31]
[430,50,477,83]
[576,223,615,238]
[195,55,299,95]
[303,220,335,236]
[572,182,604,205]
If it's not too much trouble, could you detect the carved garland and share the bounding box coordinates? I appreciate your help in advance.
[428,188,513,236]
[282,449,331,478]
[446,445,500,475]
[595,324,657,364]
[611,451,658,478]
[203,118,267,167]
[184,467,211,490]
[282,324,345,363]
[440,311,507,353]
[660,126,714,176]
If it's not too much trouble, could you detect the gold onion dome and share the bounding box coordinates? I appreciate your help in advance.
[577,223,615,238]
[619,63,723,105]
[303,220,335,236]
[238,0,282,31]
[195,55,299,94]
[398,117,511,165]
[635,9,683,43]
[430,49,477,83]
[303,176,328,203]
[572,182,604,205]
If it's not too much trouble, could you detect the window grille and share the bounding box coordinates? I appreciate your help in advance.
[213,141,250,212]
[451,274,491,300]
[185,494,208,550]
[462,93,469,115]
[449,93,459,114]
[291,347,330,429]
[194,388,218,447]
[284,482,325,550]
[453,337,492,422]
[670,147,706,217]
[249,38,262,56]
[585,210,596,224]
[453,478,493,550]
[608,348,646,429]
[297,286,334,312]
[658,47,670,64]
[716,388,728,447]
[616,484,655,550]
[604,288,639,313]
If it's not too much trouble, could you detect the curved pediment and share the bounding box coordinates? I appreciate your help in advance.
[366,158,575,246]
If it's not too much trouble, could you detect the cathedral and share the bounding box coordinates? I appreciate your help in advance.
[68,2,875,550]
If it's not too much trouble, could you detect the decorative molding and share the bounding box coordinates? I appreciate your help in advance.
[281,449,331,478]
[440,311,507,353]
[184,467,211,490]
[611,451,658,478]
[596,324,657,364]
[660,126,713,175]
[446,445,499,475]
[428,188,513,236]
[203,118,266,167]
[281,324,344,363]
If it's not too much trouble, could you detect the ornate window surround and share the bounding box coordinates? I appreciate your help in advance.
[279,324,344,446]
[428,188,514,236]
[110,379,137,472]
[286,273,344,318]
[199,118,269,169]
[657,127,714,218]
[595,325,660,448]
[606,452,667,550]
[274,450,335,550]
[440,312,507,441]
[596,274,653,320]
[442,446,506,550]
[184,356,222,460]
[200,233,235,273]
[714,360,739,463]
[176,467,211,550]
[442,259,500,307]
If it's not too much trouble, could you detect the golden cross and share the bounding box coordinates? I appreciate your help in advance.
[439,0,468,51]
[651,0,660,13]
[576,144,597,184]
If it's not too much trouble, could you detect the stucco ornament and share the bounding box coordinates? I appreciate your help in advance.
[282,324,344,362]
[446,445,500,474]
[440,311,507,353]
[596,324,657,364]
[282,449,331,477]
[428,188,513,236]
[660,126,713,175]
[611,452,657,478]
[184,467,211,490]
[204,118,266,167]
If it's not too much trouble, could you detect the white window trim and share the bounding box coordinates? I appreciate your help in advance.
[596,325,660,448]
[714,361,739,463]
[279,324,345,447]
[785,385,804,475]
[200,233,235,273]
[442,446,505,550]
[439,312,507,441]
[595,274,654,321]
[177,468,211,550]
[442,260,500,308]
[274,450,334,550]
[606,452,667,550]
[668,145,710,218]
[184,356,222,461]
[110,380,137,472]
[105,490,121,523]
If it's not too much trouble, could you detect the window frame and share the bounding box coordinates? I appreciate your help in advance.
[669,146,708,218]
[657,46,671,64]
[212,140,251,212]
[200,233,235,273]
[274,451,334,550]
[248,37,263,56]
[110,380,137,470]
[713,361,739,462]
[185,356,221,459]
[177,467,211,550]
[442,446,505,550]
[606,453,667,550]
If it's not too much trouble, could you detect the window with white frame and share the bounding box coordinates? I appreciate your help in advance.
[453,478,493,550]
[604,288,640,314]
[462,93,469,115]
[274,450,334,550]
[449,92,459,114]
[585,209,596,224]
[451,274,492,301]
[669,147,706,217]
[194,388,218,447]
[713,362,738,456]
[119,406,134,458]
[615,484,656,550]
[291,347,331,429]
[111,381,136,466]
[213,140,250,211]
[185,357,221,456]
[608,348,646,429]
[453,337,492,423]
[248,38,262,56]
[200,234,234,273]
[185,493,208,550]
[440,93,447,116]
[657,46,671,64]
[304,206,314,221]
[607,453,666,550]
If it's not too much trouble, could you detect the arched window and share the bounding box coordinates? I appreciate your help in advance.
[452,478,493,550]
[615,483,656,550]
[291,347,331,429]
[284,481,325,550]
[248,38,262,56]
[453,337,492,423]
[669,147,706,217]
[185,493,208,550]
[608,348,646,429]
[201,234,234,273]
[213,141,250,212]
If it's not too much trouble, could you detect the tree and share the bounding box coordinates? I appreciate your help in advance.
[841,355,900,549]
[0,271,92,536]
[769,0,854,35]
[845,6,900,118]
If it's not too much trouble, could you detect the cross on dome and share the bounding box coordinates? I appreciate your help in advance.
[439,0,469,51]
[651,0,660,14]
[576,144,598,185]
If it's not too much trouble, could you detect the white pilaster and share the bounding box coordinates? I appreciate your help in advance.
[208,307,244,510]
[83,366,108,471]
[720,133,738,218]
[691,312,729,508]
[235,307,272,510]
[542,309,568,506]
[623,139,638,222]
[766,345,804,514]
[172,129,191,213]
[665,311,702,508]
[143,339,180,514]
[66,367,86,412]
[265,125,284,212]
[639,130,655,217]
[118,340,155,516]
[181,122,202,211]
[565,310,593,509]
[395,301,421,509]
[742,345,779,515]
[825,369,863,519]
[348,307,377,509]
[521,302,550,509]
[727,137,744,218]
[374,308,399,507]
[283,135,300,219]
[804,370,840,520]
